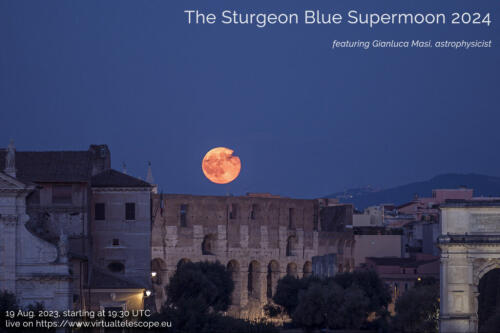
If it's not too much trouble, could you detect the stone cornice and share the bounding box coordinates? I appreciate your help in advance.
[92,187,151,193]
[438,234,500,245]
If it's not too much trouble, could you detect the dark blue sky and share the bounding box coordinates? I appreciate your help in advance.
[1,0,499,198]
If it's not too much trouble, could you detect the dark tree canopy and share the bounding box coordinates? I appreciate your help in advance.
[273,271,387,331]
[391,281,439,333]
[154,261,277,333]
[333,269,391,313]
[166,260,234,314]
[272,275,320,316]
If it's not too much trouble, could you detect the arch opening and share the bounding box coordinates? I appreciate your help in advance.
[286,262,298,278]
[286,235,297,257]
[248,260,261,301]
[478,268,500,332]
[303,261,312,278]
[202,234,217,255]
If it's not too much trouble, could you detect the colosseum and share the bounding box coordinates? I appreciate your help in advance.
[151,193,354,319]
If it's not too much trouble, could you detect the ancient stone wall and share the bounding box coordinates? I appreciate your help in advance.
[151,194,353,319]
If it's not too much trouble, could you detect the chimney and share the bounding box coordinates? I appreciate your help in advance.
[4,140,16,178]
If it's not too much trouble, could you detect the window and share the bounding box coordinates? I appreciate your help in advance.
[288,208,295,229]
[107,262,124,273]
[95,203,105,220]
[202,234,216,255]
[125,203,135,220]
[251,204,257,220]
[230,204,238,219]
[112,238,120,246]
[52,185,72,204]
[180,204,188,227]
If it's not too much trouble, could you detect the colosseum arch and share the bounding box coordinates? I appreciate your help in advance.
[438,201,500,333]
[286,235,297,257]
[202,234,217,255]
[267,260,280,299]
[227,260,241,307]
[177,258,191,269]
[303,261,312,278]
[248,260,261,301]
[286,262,298,278]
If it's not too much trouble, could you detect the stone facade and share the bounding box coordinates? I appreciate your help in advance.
[438,201,500,333]
[151,194,354,319]
[86,171,154,312]
[0,142,154,314]
[0,144,72,310]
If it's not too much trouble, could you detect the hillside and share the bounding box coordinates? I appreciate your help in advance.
[325,173,500,210]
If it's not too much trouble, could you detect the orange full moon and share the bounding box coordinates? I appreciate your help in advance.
[202,147,241,184]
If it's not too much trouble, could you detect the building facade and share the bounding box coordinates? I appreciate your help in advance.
[438,201,500,333]
[151,194,355,319]
[0,142,72,310]
[0,142,154,314]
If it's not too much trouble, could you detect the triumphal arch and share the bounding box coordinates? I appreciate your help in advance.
[438,200,500,333]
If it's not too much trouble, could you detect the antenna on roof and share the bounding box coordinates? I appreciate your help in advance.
[146,161,154,184]
[5,139,16,178]
[122,162,127,175]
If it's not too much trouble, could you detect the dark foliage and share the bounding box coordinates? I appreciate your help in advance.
[0,291,52,333]
[333,269,391,314]
[153,261,277,333]
[391,281,439,333]
[273,271,388,331]
[166,260,234,314]
[272,275,320,316]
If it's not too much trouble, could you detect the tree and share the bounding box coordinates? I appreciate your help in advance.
[290,280,370,331]
[165,260,234,314]
[334,269,391,314]
[153,261,278,333]
[391,282,439,333]
[272,275,320,316]
[291,283,328,331]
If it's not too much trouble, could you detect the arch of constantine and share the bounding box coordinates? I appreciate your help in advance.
[438,200,500,333]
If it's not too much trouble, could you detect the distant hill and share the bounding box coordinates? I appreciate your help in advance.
[325,173,500,210]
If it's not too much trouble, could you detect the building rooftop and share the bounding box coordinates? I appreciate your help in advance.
[366,256,438,267]
[91,169,152,188]
[441,199,500,208]
[0,150,91,183]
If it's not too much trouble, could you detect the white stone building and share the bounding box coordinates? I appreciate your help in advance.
[0,142,72,310]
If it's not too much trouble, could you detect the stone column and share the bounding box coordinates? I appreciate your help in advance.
[440,251,476,333]
[260,226,268,249]
[240,225,248,248]
[297,228,304,258]
[240,266,248,307]
[278,226,287,257]
[217,225,227,253]
[193,225,203,255]
[1,217,17,292]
